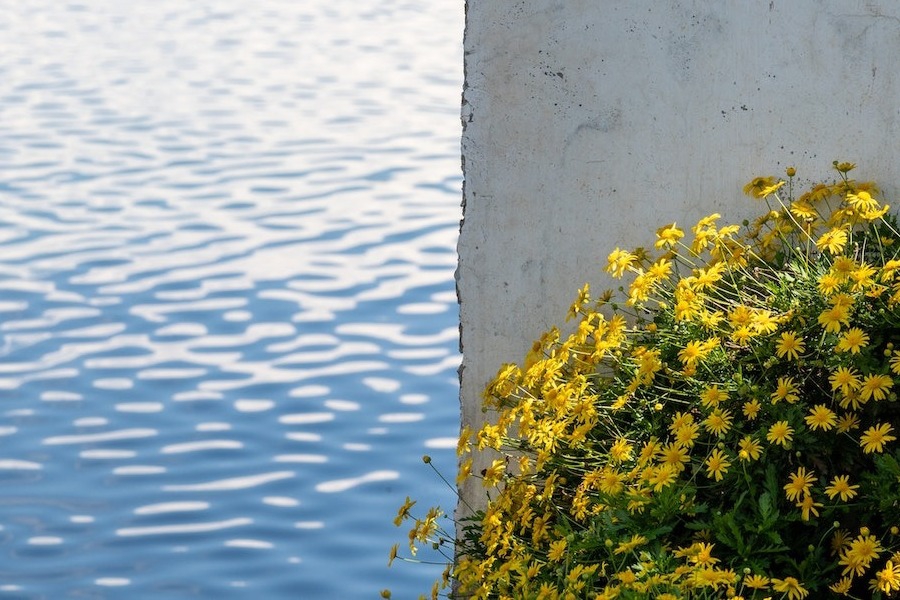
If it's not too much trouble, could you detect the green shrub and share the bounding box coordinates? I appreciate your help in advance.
[394,163,900,599]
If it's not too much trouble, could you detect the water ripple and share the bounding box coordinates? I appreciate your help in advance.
[163,471,295,492]
[116,518,253,537]
[0,0,462,597]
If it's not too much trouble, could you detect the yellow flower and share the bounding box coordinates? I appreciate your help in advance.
[700,384,728,409]
[742,573,770,589]
[771,576,809,599]
[567,283,591,320]
[609,437,634,463]
[669,411,695,433]
[658,443,690,471]
[771,376,799,404]
[836,327,869,354]
[833,256,856,277]
[839,533,882,576]
[705,449,730,481]
[783,467,816,501]
[873,560,900,594]
[750,309,778,334]
[859,373,893,401]
[627,272,653,305]
[891,350,900,375]
[655,223,684,249]
[547,538,567,561]
[818,304,850,333]
[606,247,636,278]
[729,305,752,327]
[693,262,725,290]
[825,475,859,502]
[388,543,398,567]
[830,366,860,395]
[767,420,794,447]
[598,468,624,495]
[831,529,851,555]
[731,326,753,346]
[394,496,416,526]
[860,423,897,454]
[648,258,673,280]
[456,457,473,485]
[737,435,762,461]
[703,409,733,438]
[742,399,762,420]
[836,412,860,433]
[647,464,678,491]
[678,339,716,367]
[796,494,822,521]
[691,542,720,566]
[829,577,852,594]
[818,272,842,296]
[482,458,506,486]
[775,331,805,361]
[834,161,856,173]
[805,404,837,431]
[674,422,700,448]
[816,228,848,255]
[850,262,878,292]
[847,189,879,211]
[613,534,647,555]
[744,176,780,198]
[617,568,637,585]
[457,425,473,456]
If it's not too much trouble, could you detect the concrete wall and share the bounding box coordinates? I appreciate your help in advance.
[458,2,900,512]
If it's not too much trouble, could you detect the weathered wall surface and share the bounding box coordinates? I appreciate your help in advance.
[458,2,900,511]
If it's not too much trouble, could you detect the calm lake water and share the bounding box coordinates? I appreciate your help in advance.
[0,2,462,598]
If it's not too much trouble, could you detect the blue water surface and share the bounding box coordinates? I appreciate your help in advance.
[0,1,462,598]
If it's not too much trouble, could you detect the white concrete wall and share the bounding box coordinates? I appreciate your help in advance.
[458,2,900,512]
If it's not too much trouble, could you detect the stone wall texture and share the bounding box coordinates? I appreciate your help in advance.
[458,1,900,513]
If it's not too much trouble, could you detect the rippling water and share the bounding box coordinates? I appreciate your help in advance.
[0,2,462,597]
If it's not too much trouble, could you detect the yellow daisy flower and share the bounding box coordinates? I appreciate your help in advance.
[873,560,900,594]
[824,475,859,502]
[818,305,849,333]
[742,399,762,420]
[836,327,869,354]
[829,366,860,395]
[705,449,730,481]
[836,412,860,433]
[771,576,809,599]
[771,376,800,404]
[804,404,837,431]
[858,373,893,401]
[767,420,794,447]
[783,467,816,501]
[742,573,770,589]
[775,331,805,361]
[700,384,728,409]
[702,409,733,438]
[737,435,762,462]
[816,228,848,255]
[860,423,897,454]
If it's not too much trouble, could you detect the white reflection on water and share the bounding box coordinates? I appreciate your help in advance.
[314,470,399,493]
[163,471,295,492]
[116,518,253,537]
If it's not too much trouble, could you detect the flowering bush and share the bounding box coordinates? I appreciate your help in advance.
[393,163,900,599]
